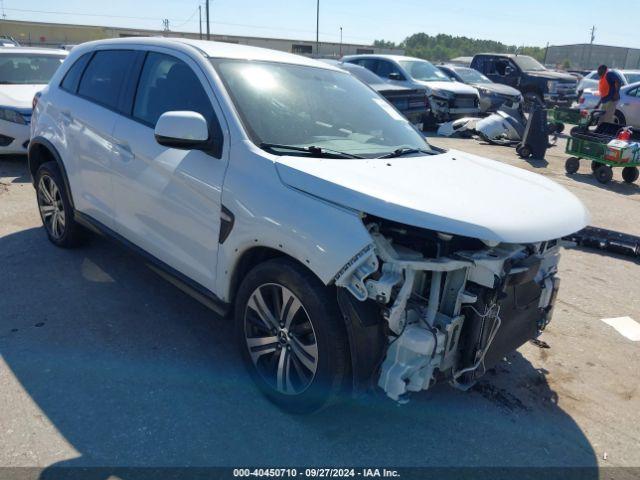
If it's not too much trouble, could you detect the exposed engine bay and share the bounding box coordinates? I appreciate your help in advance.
[335,216,561,402]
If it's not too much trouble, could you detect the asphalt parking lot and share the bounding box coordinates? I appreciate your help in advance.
[1,135,639,472]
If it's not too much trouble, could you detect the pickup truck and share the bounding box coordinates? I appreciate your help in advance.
[470,54,577,109]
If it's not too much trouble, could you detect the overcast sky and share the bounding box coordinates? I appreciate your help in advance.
[6,0,634,48]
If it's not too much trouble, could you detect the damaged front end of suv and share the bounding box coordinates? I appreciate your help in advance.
[335,216,562,402]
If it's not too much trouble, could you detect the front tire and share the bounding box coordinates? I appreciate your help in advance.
[235,258,350,413]
[35,161,85,248]
[595,165,613,184]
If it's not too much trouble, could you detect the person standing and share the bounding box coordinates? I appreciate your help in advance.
[596,65,622,125]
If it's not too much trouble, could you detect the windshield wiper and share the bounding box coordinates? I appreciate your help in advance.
[260,142,364,159]
[377,147,435,159]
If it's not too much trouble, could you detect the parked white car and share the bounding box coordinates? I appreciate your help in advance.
[577,69,640,97]
[577,82,640,126]
[30,38,589,412]
[0,47,67,154]
[341,54,481,123]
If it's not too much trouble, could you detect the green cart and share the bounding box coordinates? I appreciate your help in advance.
[548,107,584,134]
[564,134,640,184]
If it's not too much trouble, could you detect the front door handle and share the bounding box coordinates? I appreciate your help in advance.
[114,143,134,162]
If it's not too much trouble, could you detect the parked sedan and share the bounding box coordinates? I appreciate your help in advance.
[322,60,429,127]
[342,54,480,123]
[437,64,522,112]
[577,82,640,127]
[577,69,640,97]
[0,47,67,154]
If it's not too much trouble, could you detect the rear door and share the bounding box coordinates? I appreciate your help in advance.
[58,49,142,227]
[620,87,640,127]
[109,50,228,291]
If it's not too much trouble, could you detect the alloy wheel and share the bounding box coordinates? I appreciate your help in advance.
[244,283,318,395]
[37,175,66,240]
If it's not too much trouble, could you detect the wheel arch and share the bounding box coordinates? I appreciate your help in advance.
[228,246,289,304]
[28,137,75,209]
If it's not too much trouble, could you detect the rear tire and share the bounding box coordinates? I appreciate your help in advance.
[35,161,86,248]
[235,258,350,414]
[614,111,626,126]
[595,165,613,184]
[622,166,639,184]
[565,157,580,174]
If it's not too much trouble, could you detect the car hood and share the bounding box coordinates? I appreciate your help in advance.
[526,70,576,82]
[0,84,44,109]
[275,149,589,243]
[474,82,522,96]
[415,80,479,96]
[370,83,412,93]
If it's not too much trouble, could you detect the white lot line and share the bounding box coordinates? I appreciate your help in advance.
[601,317,640,342]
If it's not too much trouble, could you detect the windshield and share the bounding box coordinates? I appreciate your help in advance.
[212,59,431,158]
[0,54,65,84]
[512,55,546,72]
[398,60,451,82]
[454,67,491,84]
[623,73,640,84]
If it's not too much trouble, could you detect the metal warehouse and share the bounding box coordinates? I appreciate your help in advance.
[546,43,640,70]
[0,19,403,58]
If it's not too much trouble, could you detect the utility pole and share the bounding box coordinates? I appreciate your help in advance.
[199,5,202,40]
[543,41,549,65]
[162,18,170,33]
[339,26,343,57]
[587,25,596,69]
[315,0,319,56]
[206,0,211,40]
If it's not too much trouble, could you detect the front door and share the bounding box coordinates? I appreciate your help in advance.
[110,51,228,292]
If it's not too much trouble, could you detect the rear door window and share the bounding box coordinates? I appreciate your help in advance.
[60,53,91,93]
[78,50,139,111]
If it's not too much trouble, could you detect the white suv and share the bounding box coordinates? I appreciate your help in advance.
[29,38,589,413]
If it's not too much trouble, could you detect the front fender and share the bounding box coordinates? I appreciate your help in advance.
[215,150,373,302]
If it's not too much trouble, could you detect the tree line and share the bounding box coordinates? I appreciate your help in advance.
[374,34,546,63]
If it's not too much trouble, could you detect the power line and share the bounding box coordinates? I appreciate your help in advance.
[0,6,375,42]
[173,3,200,29]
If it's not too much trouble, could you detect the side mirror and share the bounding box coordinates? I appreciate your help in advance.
[155,111,209,149]
[388,72,402,80]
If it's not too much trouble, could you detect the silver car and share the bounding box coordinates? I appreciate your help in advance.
[341,54,480,123]
[577,81,640,127]
[577,69,640,97]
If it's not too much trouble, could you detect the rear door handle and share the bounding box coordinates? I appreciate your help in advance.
[60,110,72,125]
[114,143,134,162]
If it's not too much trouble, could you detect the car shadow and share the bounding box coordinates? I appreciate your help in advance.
[565,171,640,195]
[0,227,598,477]
[0,154,31,183]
